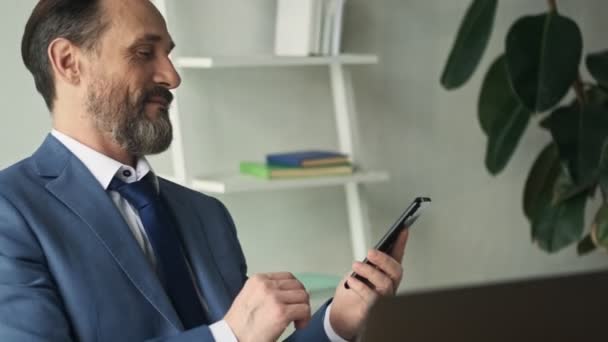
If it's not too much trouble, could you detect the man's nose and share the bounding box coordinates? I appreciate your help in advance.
[154,56,181,89]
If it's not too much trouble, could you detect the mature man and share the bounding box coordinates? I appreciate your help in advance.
[0,0,409,341]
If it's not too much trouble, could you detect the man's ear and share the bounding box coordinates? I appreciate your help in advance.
[48,38,82,86]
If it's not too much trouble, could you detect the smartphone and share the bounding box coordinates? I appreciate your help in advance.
[345,196,431,289]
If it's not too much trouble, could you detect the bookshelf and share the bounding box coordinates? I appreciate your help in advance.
[175,54,378,69]
[152,0,387,292]
[190,171,389,194]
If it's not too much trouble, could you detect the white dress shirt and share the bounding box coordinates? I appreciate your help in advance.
[51,130,347,342]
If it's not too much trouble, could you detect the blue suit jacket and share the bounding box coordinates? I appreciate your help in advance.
[0,135,330,341]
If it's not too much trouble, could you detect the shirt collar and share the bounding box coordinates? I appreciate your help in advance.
[51,129,158,191]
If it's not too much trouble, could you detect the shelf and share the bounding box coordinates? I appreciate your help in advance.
[190,170,389,194]
[174,54,379,69]
[294,273,342,294]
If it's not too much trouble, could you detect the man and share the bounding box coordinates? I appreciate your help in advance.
[0,0,409,341]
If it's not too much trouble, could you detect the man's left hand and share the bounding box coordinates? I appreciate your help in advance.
[329,229,409,340]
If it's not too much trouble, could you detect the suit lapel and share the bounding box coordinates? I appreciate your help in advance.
[161,184,232,323]
[34,135,182,330]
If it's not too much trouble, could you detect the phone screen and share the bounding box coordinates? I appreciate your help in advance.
[346,197,431,289]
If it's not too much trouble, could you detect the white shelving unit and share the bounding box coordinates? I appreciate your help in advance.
[153,0,388,267]
[175,54,378,69]
[190,171,389,194]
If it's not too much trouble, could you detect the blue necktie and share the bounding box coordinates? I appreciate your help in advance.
[109,175,207,329]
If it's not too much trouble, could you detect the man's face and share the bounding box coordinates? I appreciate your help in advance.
[83,0,181,157]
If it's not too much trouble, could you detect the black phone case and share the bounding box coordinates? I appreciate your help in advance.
[345,197,430,289]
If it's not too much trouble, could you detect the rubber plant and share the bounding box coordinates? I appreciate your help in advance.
[440,0,608,254]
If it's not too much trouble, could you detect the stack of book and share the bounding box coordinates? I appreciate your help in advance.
[240,150,354,180]
[274,0,346,56]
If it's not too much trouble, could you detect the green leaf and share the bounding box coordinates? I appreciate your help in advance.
[599,140,608,197]
[532,190,587,253]
[591,202,608,249]
[528,140,590,254]
[577,234,596,255]
[552,167,594,204]
[484,102,530,175]
[586,85,608,107]
[578,102,608,183]
[541,91,608,192]
[440,0,498,89]
[478,55,530,135]
[542,100,608,187]
[552,166,579,202]
[479,55,531,174]
[523,143,561,221]
[505,13,583,112]
[541,105,580,180]
[586,50,608,87]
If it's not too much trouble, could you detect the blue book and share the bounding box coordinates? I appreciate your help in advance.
[266,150,349,167]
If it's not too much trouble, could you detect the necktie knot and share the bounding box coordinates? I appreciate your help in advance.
[108,174,157,210]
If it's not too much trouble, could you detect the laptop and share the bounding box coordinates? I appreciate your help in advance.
[359,269,608,341]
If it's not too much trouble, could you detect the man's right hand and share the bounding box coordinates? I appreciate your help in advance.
[223,272,311,342]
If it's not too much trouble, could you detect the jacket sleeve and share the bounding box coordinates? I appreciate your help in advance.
[147,327,215,342]
[0,194,75,341]
[283,301,332,342]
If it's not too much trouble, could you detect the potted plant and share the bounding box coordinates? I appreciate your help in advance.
[441,0,608,254]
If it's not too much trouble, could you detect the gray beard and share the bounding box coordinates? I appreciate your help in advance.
[86,79,173,157]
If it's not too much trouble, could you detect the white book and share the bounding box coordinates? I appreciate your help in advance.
[274,0,322,56]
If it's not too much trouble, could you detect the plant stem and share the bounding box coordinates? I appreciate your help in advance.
[547,0,557,12]
[573,75,587,106]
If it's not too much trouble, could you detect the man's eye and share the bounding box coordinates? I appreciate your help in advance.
[136,50,153,58]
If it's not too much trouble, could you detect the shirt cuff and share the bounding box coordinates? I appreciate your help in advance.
[324,303,349,342]
[209,320,238,342]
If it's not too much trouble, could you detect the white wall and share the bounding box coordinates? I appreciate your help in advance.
[343,0,608,289]
[2,1,607,299]
[0,0,50,168]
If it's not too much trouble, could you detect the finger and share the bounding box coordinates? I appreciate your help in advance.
[366,250,403,289]
[294,318,310,330]
[266,272,296,280]
[276,279,306,291]
[278,289,310,304]
[346,273,378,305]
[285,303,311,329]
[352,262,394,296]
[390,229,409,262]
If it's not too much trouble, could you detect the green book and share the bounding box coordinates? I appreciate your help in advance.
[240,161,353,179]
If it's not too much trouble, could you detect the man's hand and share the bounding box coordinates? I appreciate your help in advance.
[224,272,311,342]
[330,229,409,340]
